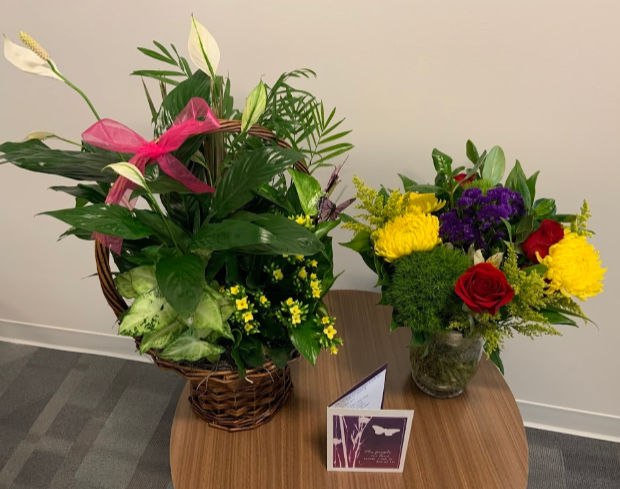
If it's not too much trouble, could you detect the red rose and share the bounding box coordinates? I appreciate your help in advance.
[455,263,514,316]
[521,219,564,263]
[454,173,475,185]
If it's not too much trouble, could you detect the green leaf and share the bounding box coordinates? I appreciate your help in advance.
[340,230,372,253]
[254,185,295,214]
[42,204,154,239]
[156,71,211,133]
[137,46,177,65]
[212,147,302,218]
[241,80,267,133]
[540,309,578,326]
[118,289,178,337]
[115,265,157,299]
[192,214,323,256]
[192,287,233,340]
[267,347,291,368]
[481,146,506,185]
[505,160,532,210]
[50,184,107,204]
[290,169,322,216]
[156,254,205,316]
[139,321,184,353]
[159,332,224,362]
[527,171,540,203]
[289,320,321,365]
[314,219,339,240]
[533,198,556,218]
[524,264,548,276]
[431,148,453,175]
[0,140,119,182]
[514,215,535,243]
[133,209,191,250]
[490,349,504,375]
[466,140,479,164]
[239,336,264,368]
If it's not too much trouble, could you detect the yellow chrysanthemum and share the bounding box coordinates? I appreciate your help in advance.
[540,231,605,300]
[373,212,441,262]
[405,192,445,214]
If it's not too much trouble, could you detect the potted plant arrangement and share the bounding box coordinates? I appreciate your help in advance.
[343,142,605,398]
[1,16,354,430]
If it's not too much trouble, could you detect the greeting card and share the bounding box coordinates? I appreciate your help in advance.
[327,365,414,472]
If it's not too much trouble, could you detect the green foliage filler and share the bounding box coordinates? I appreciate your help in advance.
[384,246,470,332]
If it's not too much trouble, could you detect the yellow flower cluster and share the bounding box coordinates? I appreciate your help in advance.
[291,214,313,229]
[373,212,441,261]
[310,279,322,298]
[343,176,444,235]
[540,231,606,300]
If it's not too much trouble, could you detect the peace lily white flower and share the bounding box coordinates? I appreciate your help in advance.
[3,31,61,80]
[187,15,220,78]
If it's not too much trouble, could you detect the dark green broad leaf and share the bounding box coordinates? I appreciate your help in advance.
[527,170,540,203]
[314,219,339,240]
[290,169,322,216]
[289,320,321,365]
[505,160,532,210]
[156,71,212,134]
[254,184,295,214]
[192,214,323,256]
[50,184,107,204]
[514,215,535,243]
[524,264,548,276]
[0,140,119,182]
[481,146,506,185]
[489,349,505,375]
[399,173,443,194]
[533,198,556,219]
[156,254,205,316]
[159,332,225,362]
[41,204,154,239]
[239,336,265,368]
[134,209,192,250]
[466,140,479,164]
[212,147,303,218]
[340,230,372,253]
[540,309,578,326]
[267,346,291,368]
[432,148,453,175]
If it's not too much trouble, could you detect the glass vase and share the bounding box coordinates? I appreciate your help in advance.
[409,331,484,399]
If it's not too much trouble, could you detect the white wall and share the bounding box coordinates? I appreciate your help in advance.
[1,1,619,436]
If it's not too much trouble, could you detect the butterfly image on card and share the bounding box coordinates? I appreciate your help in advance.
[372,425,401,437]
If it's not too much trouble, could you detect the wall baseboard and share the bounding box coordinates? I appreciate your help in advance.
[0,317,148,363]
[1,318,619,442]
[517,399,620,443]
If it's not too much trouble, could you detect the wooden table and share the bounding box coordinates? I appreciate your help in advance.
[170,290,528,489]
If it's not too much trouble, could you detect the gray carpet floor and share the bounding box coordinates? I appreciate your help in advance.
[0,341,618,489]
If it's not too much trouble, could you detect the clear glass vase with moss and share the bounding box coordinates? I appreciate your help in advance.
[382,245,485,398]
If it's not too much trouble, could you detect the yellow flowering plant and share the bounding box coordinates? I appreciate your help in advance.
[343,141,606,374]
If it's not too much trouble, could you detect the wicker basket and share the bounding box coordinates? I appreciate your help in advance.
[95,120,309,431]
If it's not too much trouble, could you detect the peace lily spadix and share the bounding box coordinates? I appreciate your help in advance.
[3,30,100,120]
[188,15,220,78]
[3,32,61,80]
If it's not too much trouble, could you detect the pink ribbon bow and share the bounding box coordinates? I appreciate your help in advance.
[82,97,220,253]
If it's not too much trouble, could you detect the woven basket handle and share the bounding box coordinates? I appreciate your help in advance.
[96,121,310,318]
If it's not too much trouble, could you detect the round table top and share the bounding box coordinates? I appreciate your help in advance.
[170,290,528,489]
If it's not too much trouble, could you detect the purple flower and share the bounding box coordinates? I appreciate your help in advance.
[439,186,525,251]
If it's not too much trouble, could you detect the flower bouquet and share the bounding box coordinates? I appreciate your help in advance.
[343,141,605,398]
[1,17,354,429]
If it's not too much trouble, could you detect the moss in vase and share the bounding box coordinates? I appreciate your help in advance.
[384,245,470,332]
